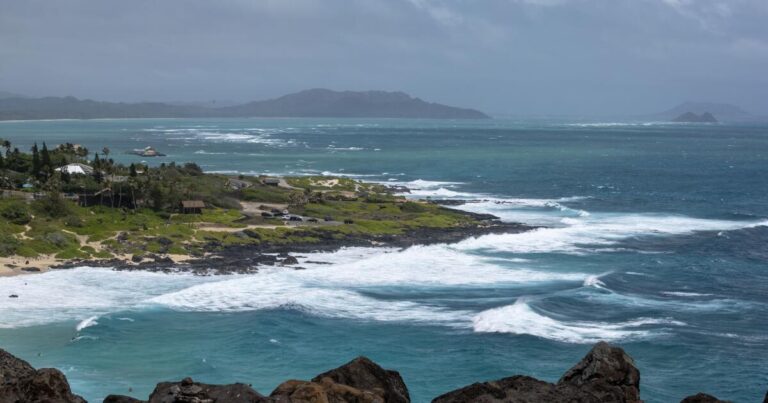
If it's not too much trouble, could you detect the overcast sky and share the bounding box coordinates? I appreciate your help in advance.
[1,0,766,115]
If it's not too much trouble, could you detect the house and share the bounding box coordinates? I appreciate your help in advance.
[226,178,252,190]
[180,200,205,214]
[55,163,94,175]
[263,177,280,186]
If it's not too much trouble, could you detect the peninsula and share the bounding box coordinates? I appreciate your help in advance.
[0,140,523,277]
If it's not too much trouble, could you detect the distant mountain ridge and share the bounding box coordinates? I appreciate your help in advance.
[0,89,489,120]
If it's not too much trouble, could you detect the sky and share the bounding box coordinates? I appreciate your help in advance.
[0,0,767,116]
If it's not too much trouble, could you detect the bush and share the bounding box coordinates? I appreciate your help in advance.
[32,192,71,218]
[44,231,73,248]
[1,201,32,225]
[0,233,20,256]
[64,215,84,228]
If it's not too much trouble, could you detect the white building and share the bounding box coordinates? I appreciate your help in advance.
[55,163,94,175]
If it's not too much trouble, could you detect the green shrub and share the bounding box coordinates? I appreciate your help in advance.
[0,233,20,256]
[1,201,32,225]
[64,215,84,228]
[32,192,72,218]
[44,231,74,248]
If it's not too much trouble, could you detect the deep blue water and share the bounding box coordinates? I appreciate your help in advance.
[0,118,766,402]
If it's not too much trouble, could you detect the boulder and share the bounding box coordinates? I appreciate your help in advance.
[281,256,299,265]
[558,341,641,402]
[433,342,640,403]
[0,348,86,403]
[145,377,269,403]
[680,393,731,403]
[270,356,410,403]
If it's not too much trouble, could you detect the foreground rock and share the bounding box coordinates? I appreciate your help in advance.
[432,341,640,403]
[1,345,751,403]
[271,356,410,403]
[0,349,85,403]
[104,356,408,403]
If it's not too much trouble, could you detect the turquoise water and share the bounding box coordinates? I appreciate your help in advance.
[0,118,766,402]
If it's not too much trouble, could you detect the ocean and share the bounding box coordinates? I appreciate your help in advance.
[0,118,766,402]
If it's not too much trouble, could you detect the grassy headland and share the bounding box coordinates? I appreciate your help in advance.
[0,140,522,275]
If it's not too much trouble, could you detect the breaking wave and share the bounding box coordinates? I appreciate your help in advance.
[472,299,684,343]
[75,316,100,332]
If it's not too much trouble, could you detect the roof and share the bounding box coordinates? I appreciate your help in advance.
[55,163,94,175]
[263,177,280,183]
[181,200,205,208]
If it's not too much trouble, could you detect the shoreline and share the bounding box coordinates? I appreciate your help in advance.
[51,219,535,276]
[1,203,536,277]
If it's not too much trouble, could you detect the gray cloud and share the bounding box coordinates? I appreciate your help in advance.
[0,0,765,115]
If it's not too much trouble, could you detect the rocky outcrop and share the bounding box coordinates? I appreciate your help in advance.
[105,377,269,403]
[102,357,408,403]
[680,393,731,403]
[432,341,640,403]
[1,345,750,403]
[0,348,86,403]
[147,377,268,403]
[270,356,410,403]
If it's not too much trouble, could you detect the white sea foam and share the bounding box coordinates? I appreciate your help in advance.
[661,291,713,297]
[563,122,681,128]
[193,150,228,155]
[456,214,768,254]
[472,299,683,343]
[0,267,208,328]
[296,245,588,287]
[150,278,469,324]
[148,245,588,323]
[145,127,295,147]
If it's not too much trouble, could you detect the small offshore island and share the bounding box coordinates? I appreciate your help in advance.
[0,139,526,277]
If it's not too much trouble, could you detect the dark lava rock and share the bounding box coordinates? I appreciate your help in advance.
[432,341,641,403]
[141,377,269,403]
[21,267,41,272]
[131,254,144,263]
[281,256,299,265]
[271,356,410,403]
[0,348,86,403]
[558,341,641,402]
[680,393,732,403]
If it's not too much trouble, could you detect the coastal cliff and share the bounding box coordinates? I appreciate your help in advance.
[0,342,745,403]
